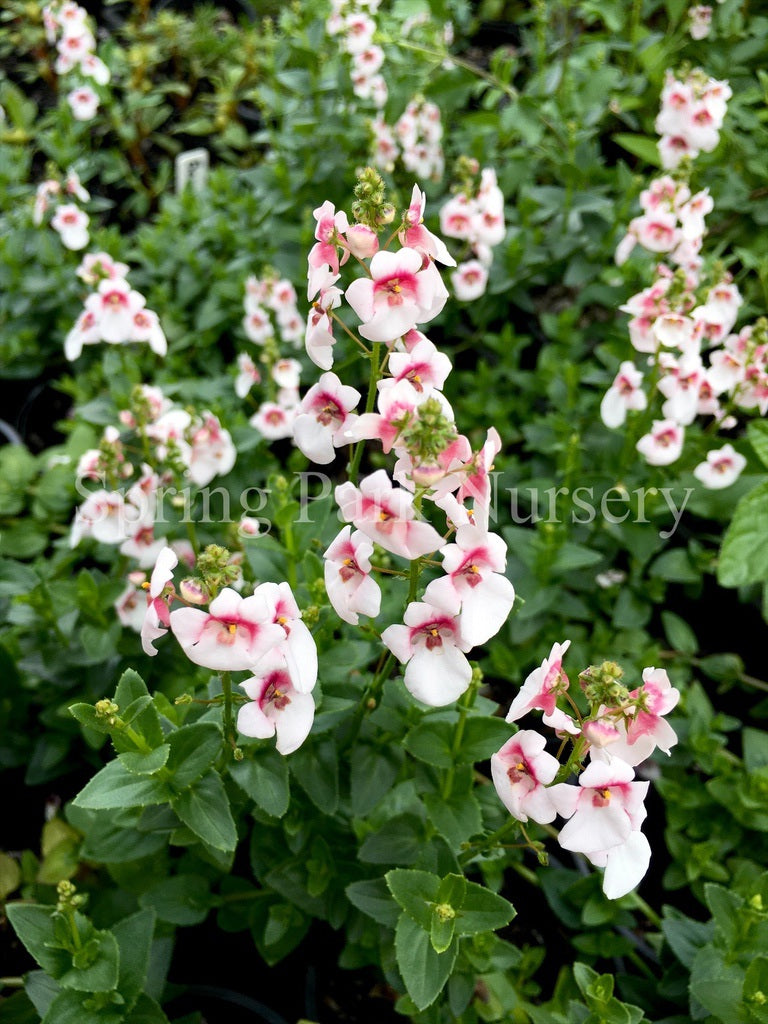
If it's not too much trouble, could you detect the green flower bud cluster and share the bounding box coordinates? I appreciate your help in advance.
[351,167,394,228]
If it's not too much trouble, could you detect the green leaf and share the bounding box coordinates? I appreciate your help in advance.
[612,133,662,167]
[172,770,237,852]
[0,850,22,898]
[288,738,339,814]
[689,945,745,1021]
[430,910,455,954]
[424,789,482,848]
[68,703,114,736]
[59,930,119,993]
[166,723,222,789]
[5,904,70,978]
[123,993,171,1023]
[115,669,150,708]
[359,814,425,865]
[113,909,156,1007]
[140,875,211,925]
[661,908,712,969]
[229,748,290,818]
[41,990,123,1024]
[118,745,170,776]
[661,610,698,656]
[394,912,458,1011]
[386,869,440,930]
[345,878,400,928]
[718,482,768,588]
[404,721,454,768]
[73,760,169,811]
[350,744,402,816]
[454,878,516,935]
[744,728,768,772]
[748,422,768,469]
[456,718,511,763]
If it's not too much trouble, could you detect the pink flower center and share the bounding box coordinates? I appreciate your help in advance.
[592,788,612,807]
[506,759,528,784]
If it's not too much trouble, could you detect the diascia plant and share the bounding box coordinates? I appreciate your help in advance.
[7,172,680,1018]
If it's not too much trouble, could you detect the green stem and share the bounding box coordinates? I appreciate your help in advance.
[554,733,588,784]
[186,518,200,558]
[442,678,478,800]
[282,517,297,590]
[221,672,234,747]
[388,37,517,100]
[459,815,521,866]
[348,341,382,485]
[631,893,662,930]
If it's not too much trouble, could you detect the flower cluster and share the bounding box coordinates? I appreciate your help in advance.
[71,384,236,570]
[654,69,730,171]
[241,273,305,441]
[298,172,516,706]
[142,546,318,756]
[440,161,506,300]
[370,99,445,181]
[42,1,110,121]
[65,254,167,360]
[492,646,680,899]
[688,5,713,40]
[605,68,755,488]
[327,0,387,109]
[34,169,91,251]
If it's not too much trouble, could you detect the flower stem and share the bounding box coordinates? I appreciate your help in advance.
[459,815,521,866]
[221,671,234,747]
[348,340,382,484]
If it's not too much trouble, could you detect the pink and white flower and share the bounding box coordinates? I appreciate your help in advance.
[188,414,236,486]
[424,525,515,646]
[345,247,444,342]
[51,203,89,250]
[491,730,560,824]
[636,419,685,466]
[250,402,296,440]
[323,526,381,625]
[67,85,99,121]
[451,260,489,301]
[169,587,285,671]
[505,640,578,734]
[235,352,261,398]
[335,469,443,560]
[293,372,360,464]
[237,650,315,755]
[381,591,473,706]
[600,362,647,428]
[549,759,649,858]
[256,581,317,694]
[693,443,746,489]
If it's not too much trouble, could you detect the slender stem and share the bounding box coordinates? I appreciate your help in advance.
[554,733,588,784]
[391,37,518,100]
[221,672,234,747]
[186,517,200,558]
[442,677,478,800]
[348,340,382,484]
[459,815,521,866]
[329,310,372,355]
[631,893,662,930]
[282,517,297,590]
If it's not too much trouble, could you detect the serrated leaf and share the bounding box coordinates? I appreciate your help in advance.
[394,912,458,1011]
[345,878,400,928]
[118,745,170,776]
[73,760,169,811]
[229,749,290,818]
[404,721,454,768]
[718,482,768,588]
[385,869,440,930]
[454,878,516,935]
[166,723,222,789]
[172,770,237,852]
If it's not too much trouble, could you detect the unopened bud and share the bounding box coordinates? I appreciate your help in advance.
[180,578,208,604]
